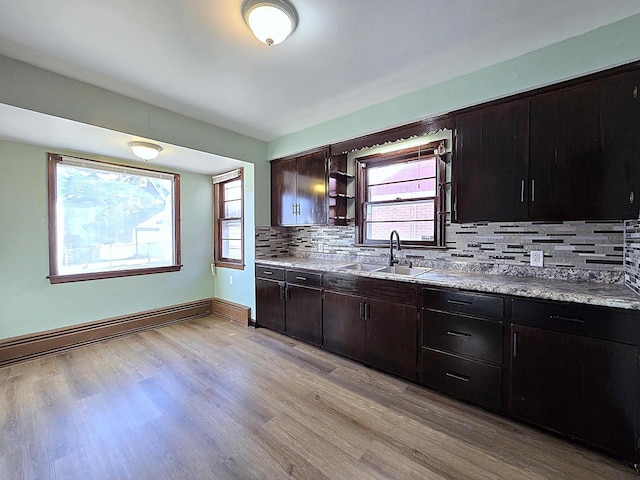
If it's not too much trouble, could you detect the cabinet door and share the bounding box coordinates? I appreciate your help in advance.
[296,150,327,225]
[582,336,638,459]
[510,325,583,437]
[256,278,285,333]
[271,158,297,226]
[285,285,322,346]
[529,82,603,220]
[600,70,640,219]
[323,291,365,362]
[454,100,529,222]
[366,299,417,379]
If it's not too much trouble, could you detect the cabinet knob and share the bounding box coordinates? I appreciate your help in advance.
[634,85,638,99]
[630,192,635,204]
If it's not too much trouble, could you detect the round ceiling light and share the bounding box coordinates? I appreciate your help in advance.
[242,0,298,46]
[128,141,163,161]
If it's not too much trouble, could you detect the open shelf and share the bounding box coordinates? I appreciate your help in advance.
[328,153,355,226]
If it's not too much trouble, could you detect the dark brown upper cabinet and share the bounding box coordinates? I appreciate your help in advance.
[454,100,529,222]
[454,64,640,223]
[271,148,328,226]
[529,71,640,220]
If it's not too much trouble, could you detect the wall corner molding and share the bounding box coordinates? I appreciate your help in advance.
[212,298,251,326]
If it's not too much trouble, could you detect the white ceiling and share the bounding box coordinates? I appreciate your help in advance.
[1,0,639,144]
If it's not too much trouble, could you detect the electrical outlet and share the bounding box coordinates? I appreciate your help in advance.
[229,276,233,285]
[530,250,544,267]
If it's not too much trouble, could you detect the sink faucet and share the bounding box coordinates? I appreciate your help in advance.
[389,230,402,266]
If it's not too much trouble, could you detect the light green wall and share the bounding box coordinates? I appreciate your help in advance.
[214,164,256,316]
[0,55,271,226]
[267,13,640,159]
[0,139,215,339]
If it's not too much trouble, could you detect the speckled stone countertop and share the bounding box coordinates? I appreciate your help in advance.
[255,257,640,311]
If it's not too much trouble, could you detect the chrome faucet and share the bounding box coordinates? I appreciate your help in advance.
[389,230,402,266]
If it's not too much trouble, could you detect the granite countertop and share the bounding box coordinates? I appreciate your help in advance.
[255,257,640,311]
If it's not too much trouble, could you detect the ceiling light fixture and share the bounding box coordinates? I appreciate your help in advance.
[242,0,298,46]
[128,141,163,161]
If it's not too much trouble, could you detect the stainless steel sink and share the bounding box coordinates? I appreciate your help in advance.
[340,262,384,272]
[375,265,432,276]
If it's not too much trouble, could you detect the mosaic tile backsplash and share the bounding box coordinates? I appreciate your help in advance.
[256,221,624,283]
[257,220,627,284]
[624,220,640,294]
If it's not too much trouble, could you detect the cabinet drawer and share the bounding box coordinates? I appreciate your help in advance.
[422,310,503,364]
[512,298,639,345]
[421,348,502,411]
[286,269,322,288]
[423,288,504,319]
[256,265,285,281]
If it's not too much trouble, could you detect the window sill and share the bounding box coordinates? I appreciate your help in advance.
[48,265,183,284]
[214,261,245,271]
[353,243,448,251]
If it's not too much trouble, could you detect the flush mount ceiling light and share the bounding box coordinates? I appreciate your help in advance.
[128,141,163,161]
[242,0,298,46]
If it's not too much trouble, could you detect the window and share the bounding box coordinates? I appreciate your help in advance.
[213,168,244,269]
[47,153,181,283]
[356,142,445,247]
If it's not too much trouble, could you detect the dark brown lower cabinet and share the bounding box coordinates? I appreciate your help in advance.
[366,298,417,380]
[323,291,417,380]
[285,284,322,345]
[510,324,638,460]
[323,292,365,362]
[256,266,322,343]
[255,277,285,333]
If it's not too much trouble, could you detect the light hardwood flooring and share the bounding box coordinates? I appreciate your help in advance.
[0,315,636,479]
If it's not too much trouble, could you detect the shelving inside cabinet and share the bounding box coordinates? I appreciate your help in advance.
[328,153,355,226]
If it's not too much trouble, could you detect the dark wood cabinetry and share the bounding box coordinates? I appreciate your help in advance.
[510,299,639,460]
[271,148,328,226]
[323,291,365,361]
[255,265,322,344]
[529,73,640,220]
[323,273,418,380]
[454,100,529,222]
[255,266,286,333]
[454,63,640,223]
[365,297,417,379]
[284,270,323,345]
[255,263,640,463]
[420,288,505,411]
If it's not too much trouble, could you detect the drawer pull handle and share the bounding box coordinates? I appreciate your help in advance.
[549,315,586,324]
[295,276,307,281]
[446,330,471,338]
[263,271,273,275]
[446,372,470,383]
[446,299,472,307]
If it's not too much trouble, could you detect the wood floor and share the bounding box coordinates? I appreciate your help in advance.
[0,316,635,480]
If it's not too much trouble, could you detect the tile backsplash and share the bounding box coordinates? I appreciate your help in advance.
[257,220,626,284]
[624,220,640,294]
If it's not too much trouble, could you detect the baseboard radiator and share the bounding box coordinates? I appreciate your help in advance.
[0,299,213,366]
